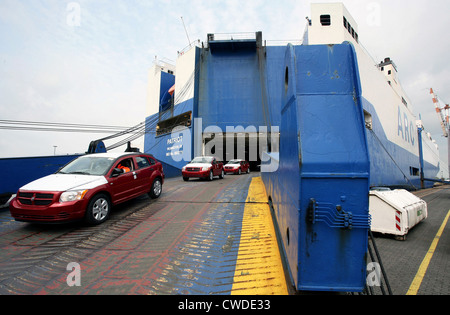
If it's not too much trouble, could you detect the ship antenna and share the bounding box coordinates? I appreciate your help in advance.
[181,16,191,47]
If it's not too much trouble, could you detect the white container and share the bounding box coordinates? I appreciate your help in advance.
[369,189,427,240]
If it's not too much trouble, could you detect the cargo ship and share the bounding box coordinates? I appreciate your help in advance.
[0,3,443,294]
[140,3,442,291]
[143,3,440,189]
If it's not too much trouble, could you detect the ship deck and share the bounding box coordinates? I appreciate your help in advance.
[0,173,448,296]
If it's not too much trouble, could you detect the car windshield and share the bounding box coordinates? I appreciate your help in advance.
[191,157,213,163]
[227,160,240,164]
[58,156,115,176]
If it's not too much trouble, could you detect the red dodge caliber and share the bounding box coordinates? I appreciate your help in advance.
[9,152,164,225]
[224,159,250,175]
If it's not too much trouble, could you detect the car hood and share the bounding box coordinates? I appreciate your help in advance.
[20,174,108,192]
[184,163,212,168]
[225,164,239,167]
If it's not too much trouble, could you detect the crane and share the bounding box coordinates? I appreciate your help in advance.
[429,88,450,181]
[430,88,449,137]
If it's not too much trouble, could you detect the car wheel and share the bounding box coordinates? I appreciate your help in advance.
[149,178,162,199]
[219,169,224,179]
[238,168,241,175]
[208,170,214,181]
[85,194,110,225]
[183,177,189,181]
[247,168,250,174]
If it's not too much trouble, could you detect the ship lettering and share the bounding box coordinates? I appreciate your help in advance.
[167,135,183,145]
[397,106,415,146]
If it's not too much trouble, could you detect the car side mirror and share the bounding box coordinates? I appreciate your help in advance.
[112,168,124,177]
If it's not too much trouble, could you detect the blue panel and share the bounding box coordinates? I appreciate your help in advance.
[0,155,81,195]
[198,50,267,129]
[263,43,370,292]
[159,71,175,112]
[265,46,286,127]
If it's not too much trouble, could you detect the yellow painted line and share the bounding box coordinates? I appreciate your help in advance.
[406,209,450,295]
[231,177,288,295]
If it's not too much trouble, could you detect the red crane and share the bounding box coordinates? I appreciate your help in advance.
[430,88,449,137]
[430,88,450,180]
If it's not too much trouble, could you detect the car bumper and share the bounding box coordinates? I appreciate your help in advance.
[9,197,88,223]
[182,170,210,178]
[224,168,240,174]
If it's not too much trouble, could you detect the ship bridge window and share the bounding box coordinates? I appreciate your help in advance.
[320,15,331,26]
[343,17,359,43]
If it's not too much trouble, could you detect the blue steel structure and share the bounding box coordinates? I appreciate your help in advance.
[0,155,81,199]
[262,43,371,292]
[144,36,372,292]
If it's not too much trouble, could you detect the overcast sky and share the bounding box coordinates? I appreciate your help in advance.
[0,0,449,176]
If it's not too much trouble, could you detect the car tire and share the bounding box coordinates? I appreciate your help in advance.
[183,177,189,181]
[85,194,111,225]
[208,170,214,181]
[219,169,224,179]
[149,178,162,199]
[238,168,241,175]
[246,168,250,174]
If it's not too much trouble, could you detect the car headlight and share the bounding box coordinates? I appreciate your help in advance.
[202,166,210,171]
[60,190,88,203]
[182,166,186,171]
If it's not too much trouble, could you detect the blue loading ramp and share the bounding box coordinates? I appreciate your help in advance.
[262,43,371,292]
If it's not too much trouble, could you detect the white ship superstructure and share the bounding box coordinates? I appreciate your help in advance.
[305,3,440,188]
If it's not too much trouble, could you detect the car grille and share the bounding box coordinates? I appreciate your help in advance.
[225,166,234,169]
[18,192,55,206]
[186,167,201,172]
[13,212,70,221]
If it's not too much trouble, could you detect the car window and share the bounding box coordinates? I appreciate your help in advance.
[191,157,213,163]
[136,156,150,169]
[147,157,156,165]
[58,156,115,176]
[115,158,134,173]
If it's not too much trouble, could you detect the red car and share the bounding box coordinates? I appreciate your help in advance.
[181,156,224,181]
[9,152,164,225]
[224,159,250,175]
